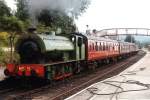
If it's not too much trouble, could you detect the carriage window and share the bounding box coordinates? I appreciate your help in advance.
[92,43,95,51]
[103,43,105,51]
[95,42,98,51]
[106,43,108,50]
[101,43,104,51]
[110,43,112,50]
[90,44,93,51]
[109,43,111,51]
[106,43,108,51]
[89,44,92,51]
[105,43,107,50]
[97,42,100,51]
[116,44,118,51]
[115,44,116,50]
[102,43,105,51]
[102,43,103,50]
[98,42,101,51]
[103,42,105,51]
[108,43,109,51]
[107,43,109,51]
[99,42,101,51]
[113,44,115,50]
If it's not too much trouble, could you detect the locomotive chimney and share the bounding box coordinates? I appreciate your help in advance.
[28,27,37,34]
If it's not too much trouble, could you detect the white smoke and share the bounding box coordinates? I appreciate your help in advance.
[26,0,90,26]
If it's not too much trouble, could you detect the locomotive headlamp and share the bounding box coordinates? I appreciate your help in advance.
[71,37,75,42]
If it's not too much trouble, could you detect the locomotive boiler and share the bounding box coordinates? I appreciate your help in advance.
[16,33,75,64]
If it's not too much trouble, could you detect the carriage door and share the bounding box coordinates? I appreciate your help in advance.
[78,37,82,60]
[77,37,85,60]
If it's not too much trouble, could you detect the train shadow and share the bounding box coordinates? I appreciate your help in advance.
[0,77,50,90]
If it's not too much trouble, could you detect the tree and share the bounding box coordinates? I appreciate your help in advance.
[37,9,76,33]
[73,0,91,19]
[14,0,90,33]
[0,16,25,33]
[0,0,25,33]
[0,0,11,17]
[15,0,29,21]
[0,16,26,63]
[124,35,136,43]
[0,32,9,46]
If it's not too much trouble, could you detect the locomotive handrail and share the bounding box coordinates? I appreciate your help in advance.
[44,60,81,66]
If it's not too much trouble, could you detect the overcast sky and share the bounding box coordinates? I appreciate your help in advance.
[5,0,16,10]
[75,0,150,32]
[5,0,150,33]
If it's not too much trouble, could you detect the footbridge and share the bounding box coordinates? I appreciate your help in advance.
[97,28,150,36]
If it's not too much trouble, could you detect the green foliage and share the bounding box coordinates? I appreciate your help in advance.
[0,0,11,17]
[0,15,26,63]
[0,47,9,65]
[0,32,9,46]
[124,35,136,43]
[0,0,29,33]
[0,16,25,33]
[0,48,20,65]
[0,48,5,64]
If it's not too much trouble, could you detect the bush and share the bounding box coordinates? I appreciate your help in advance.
[0,48,7,66]
[0,32,10,47]
[0,48,20,66]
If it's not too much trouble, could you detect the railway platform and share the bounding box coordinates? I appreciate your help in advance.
[66,50,150,100]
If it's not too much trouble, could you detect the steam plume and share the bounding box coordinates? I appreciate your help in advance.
[26,0,90,26]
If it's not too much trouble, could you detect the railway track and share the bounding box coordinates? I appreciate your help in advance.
[50,51,145,100]
[0,51,145,100]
